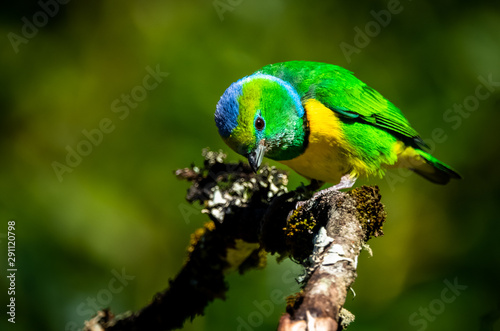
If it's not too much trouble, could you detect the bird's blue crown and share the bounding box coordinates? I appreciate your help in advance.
[215,74,304,138]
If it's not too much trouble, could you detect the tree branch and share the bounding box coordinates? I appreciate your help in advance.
[277,186,384,330]
[83,149,386,331]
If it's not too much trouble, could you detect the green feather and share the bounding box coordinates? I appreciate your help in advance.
[214,61,462,184]
[258,61,426,149]
[412,150,462,184]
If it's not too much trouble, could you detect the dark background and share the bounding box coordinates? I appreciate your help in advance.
[1,1,499,330]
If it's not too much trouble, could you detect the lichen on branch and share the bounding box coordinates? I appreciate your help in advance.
[84,149,386,331]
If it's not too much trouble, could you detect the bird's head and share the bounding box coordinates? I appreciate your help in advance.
[215,73,307,172]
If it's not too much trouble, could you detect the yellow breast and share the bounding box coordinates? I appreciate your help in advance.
[279,99,352,183]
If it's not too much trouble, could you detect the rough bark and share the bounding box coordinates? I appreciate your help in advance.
[83,149,386,331]
[277,186,384,330]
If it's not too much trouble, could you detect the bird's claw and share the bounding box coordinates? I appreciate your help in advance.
[292,175,357,211]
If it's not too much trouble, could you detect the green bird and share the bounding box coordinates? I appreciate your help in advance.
[214,61,461,191]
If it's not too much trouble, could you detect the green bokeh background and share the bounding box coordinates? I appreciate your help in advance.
[1,1,499,330]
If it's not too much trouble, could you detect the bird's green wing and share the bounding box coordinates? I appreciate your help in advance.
[259,62,426,149]
[311,69,427,149]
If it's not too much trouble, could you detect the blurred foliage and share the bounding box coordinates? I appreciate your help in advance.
[0,0,499,330]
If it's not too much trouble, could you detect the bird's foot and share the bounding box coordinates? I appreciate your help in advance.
[312,174,357,199]
[294,175,357,210]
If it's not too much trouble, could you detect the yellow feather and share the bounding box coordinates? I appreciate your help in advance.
[387,141,427,170]
[280,99,421,183]
[279,99,354,183]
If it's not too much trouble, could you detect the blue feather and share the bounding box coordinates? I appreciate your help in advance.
[215,81,242,137]
[215,73,305,138]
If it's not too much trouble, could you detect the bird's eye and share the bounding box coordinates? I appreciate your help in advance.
[255,117,265,131]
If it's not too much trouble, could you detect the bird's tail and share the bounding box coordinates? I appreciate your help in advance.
[410,149,462,184]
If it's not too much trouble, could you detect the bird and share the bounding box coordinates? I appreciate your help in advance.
[214,61,461,193]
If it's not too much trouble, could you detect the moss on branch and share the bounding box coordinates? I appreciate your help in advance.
[84,149,386,331]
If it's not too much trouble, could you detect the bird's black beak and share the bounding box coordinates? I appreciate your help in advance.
[247,141,265,173]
